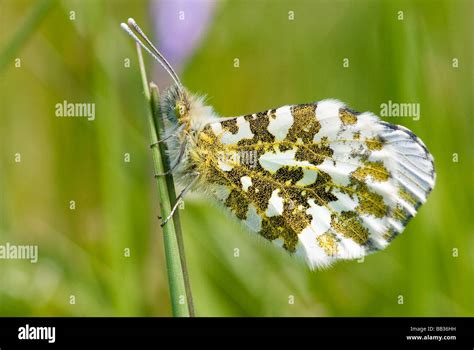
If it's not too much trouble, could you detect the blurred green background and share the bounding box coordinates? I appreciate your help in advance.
[0,0,472,316]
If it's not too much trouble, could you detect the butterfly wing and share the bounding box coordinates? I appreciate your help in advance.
[195,100,435,269]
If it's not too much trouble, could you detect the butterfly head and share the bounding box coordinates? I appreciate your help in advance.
[163,85,192,125]
[120,18,190,118]
[163,85,217,131]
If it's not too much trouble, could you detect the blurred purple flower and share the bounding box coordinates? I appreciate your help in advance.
[151,0,217,74]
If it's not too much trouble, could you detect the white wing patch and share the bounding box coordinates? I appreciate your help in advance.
[244,204,262,232]
[259,149,314,173]
[296,169,318,186]
[266,189,284,217]
[306,199,332,235]
[240,176,252,192]
[220,118,253,145]
[267,106,293,140]
[200,98,435,269]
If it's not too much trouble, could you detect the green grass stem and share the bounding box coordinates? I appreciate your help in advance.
[136,44,194,317]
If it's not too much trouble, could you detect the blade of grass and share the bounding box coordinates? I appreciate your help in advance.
[136,43,194,317]
[149,89,196,317]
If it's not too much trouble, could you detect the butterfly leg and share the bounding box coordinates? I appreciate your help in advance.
[149,133,174,148]
[160,174,199,227]
[149,125,184,148]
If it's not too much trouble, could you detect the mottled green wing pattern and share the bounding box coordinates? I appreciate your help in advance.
[194,100,435,268]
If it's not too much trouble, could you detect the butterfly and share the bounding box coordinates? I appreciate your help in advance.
[121,19,435,269]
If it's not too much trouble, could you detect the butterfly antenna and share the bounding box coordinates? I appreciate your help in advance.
[120,18,183,91]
